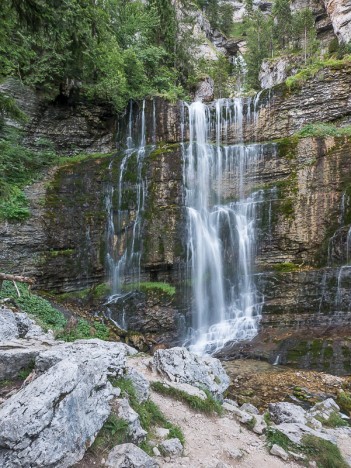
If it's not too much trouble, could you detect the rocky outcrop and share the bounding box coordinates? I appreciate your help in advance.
[153,347,230,398]
[106,443,159,468]
[116,398,147,443]
[259,56,302,89]
[324,0,351,43]
[0,79,116,156]
[0,339,130,467]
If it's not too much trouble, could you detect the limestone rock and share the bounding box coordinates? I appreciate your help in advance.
[309,398,340,420]
[155,427,170,439]
[259,56,301,89]
[240,403,260,415]
[274,422,337,445]
[324,0,351,43]
[252,414,268,435]
[223,403,253,424]
[195,77,214,102]
[0,347,124,468]
[270,444,289,461]
[162,381,207,400]
[35,339,130,375]
[127,367,150,403]
[0,339,49,380]
[117,398,147,443]
[0,309,19,341]
[106,443,159,468]
[160,438,183,457]
[153,347,230,398]
[269,402,307,424]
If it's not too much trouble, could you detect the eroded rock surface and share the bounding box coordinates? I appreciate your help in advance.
[106,443,159,468]
[153,347,230,398]
[0,339,128,467]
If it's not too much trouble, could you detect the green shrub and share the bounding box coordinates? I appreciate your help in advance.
[337,391,351,414]
[315,411,349,428]
[297,123,351,138]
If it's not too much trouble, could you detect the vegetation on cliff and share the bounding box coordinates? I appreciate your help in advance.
[0,280,109,340]
[0,0,190,110]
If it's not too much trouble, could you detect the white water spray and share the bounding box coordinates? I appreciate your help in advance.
[183,98,266,354]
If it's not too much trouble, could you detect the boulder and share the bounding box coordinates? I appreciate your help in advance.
[274,422,337,445]
[223,403,253,424]
[126,367,150,403]
[0,344,124,468]
[270,444,289,461]
[309,398,340,420]
[155,427,170,439]
[153,347,229,398]
[106,443,159,468]
[159,438,183,457]
[240,403,260,415]
[0,339,48,380]
[116,398,147,443]
[35,339,132,375]
[269,402,307,425]
[0,308,19,341]
[0,308,55,344]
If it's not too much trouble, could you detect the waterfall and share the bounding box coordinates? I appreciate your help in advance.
[182,98,266,354]
[106,100,150,305]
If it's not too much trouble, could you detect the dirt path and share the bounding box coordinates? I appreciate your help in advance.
[128,356,300,468]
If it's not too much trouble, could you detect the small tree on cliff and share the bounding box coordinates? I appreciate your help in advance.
[293,8,318,63]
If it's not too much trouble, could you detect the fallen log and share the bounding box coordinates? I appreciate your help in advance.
[0,273,35,297]
[0,273,35,285]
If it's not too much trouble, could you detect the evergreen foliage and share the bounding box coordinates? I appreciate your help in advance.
[0,0,190,110]
[243,0,319,89]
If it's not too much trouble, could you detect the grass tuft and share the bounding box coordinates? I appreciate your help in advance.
[302,434,349,468]
[111,377,185,445]
[337,391,351,415]
[90,414,129,456]
[151,381,223,416]
[315,411,349,428]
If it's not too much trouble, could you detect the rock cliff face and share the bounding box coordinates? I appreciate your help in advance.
[324,0,351,43]
[2,61,351,368]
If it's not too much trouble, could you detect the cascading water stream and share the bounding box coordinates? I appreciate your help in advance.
[183,98,266,354]
[105,100,150,308]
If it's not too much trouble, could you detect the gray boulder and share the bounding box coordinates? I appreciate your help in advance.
[106,443,159,468]
[0,339,128,467]
[153,347,229,398]
[269,402,307,425]
[127,367,150,403]
[0,344,124,468]
[0,308,19,341]
[270,444,289,461]
[309,398,340,421]
[275,422,337,445]
[162,381,207,400]
[240,403,259,415]
[0,308,55,343]
[0,339,48,380]
[35,339,131,375]
[117,398,147,443]
[160,438,183,457]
